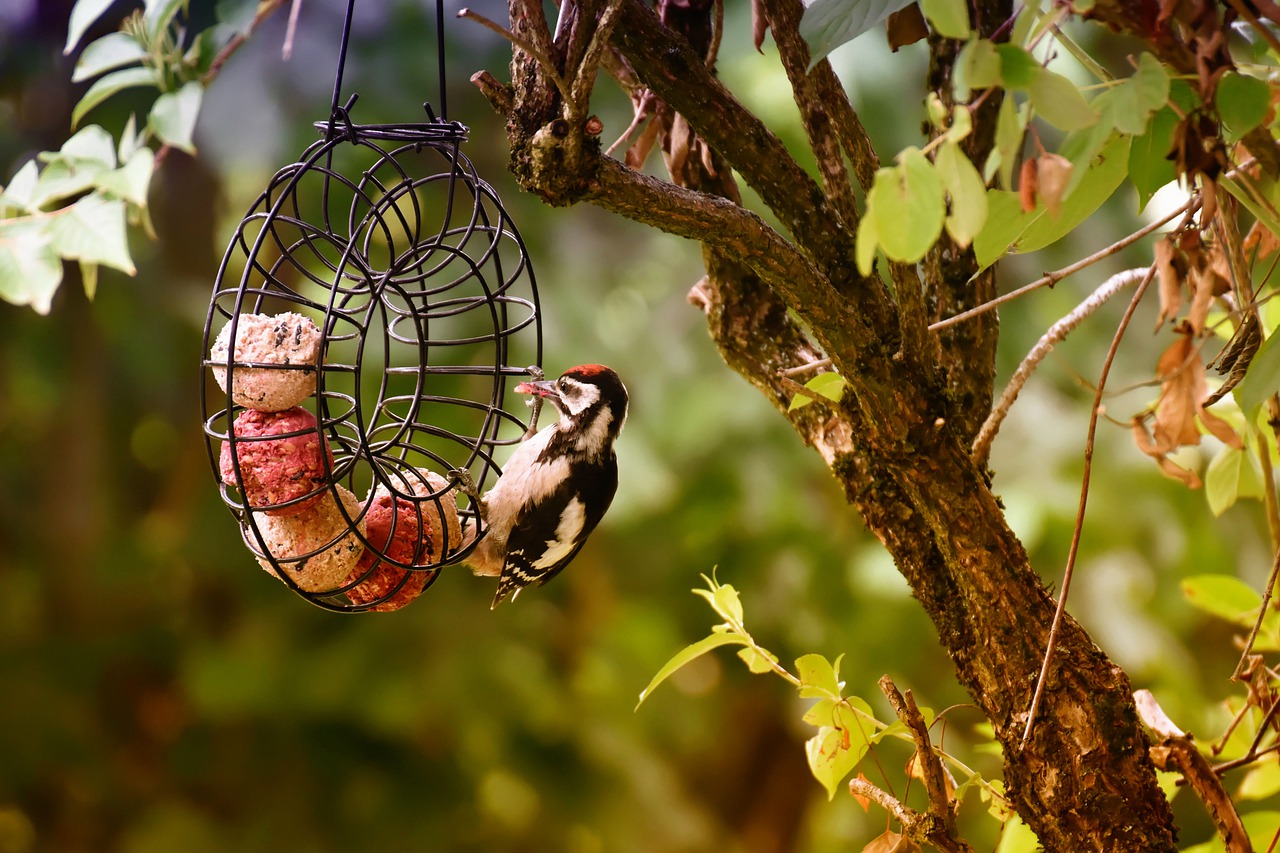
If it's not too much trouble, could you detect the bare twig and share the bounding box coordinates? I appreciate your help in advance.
[1021,265,1158,749]
[930,200,1194,333]
[283,0,303,59]
[972,267,1147,466]
[1233,544,1280,680]
[566,0,623,124]
[202,0,290,83]
[778,358,832,377]
[458,8,574,103]
[1135,689,1253,853]
[879,676,974,853]
[848,777,915,826]
[1213,699,1280,774]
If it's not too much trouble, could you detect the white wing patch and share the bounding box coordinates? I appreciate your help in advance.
[535,497,585,569]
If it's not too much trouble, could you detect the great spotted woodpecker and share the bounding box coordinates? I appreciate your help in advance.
[459,364,628,608]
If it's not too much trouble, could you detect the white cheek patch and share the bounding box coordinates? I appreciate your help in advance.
[561,379,600,416]
[536,497,585,569]
[575,405,613,453]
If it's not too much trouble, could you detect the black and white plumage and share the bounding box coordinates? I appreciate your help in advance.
[467,364,628,608]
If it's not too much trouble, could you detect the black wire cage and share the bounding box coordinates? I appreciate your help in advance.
[200,84,542,611]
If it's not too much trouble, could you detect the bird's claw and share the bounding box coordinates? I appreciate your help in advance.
[522,364,545,440]
[449,467,481,503]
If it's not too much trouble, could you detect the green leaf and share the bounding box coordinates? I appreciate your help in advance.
[1235,330,1280,420]
[1217,71,1272,139]
[144,0,189,38]
[80,260,99,301]
[72,32,148,83]
[920,0,970,39]
[1129,108,1178,211]
[0,221,62,314]
[796,653,843,699]
[790,372,848,411]
[1220,176,1280,256]
[72,67,159,129]
[802,697,839,727]
[737,646,779,674]
[955,38,1001,100]
[871,148,945,263]
[1029,69,1099,131]
[1204,445,1264,516]
[855,209,879,276]
[56,124,118,168]
[47,193,136,274]
[989,94,1026,188]
[996,44,1041,90]
[1181,574,1262,627]
[64,0,120,54]
[150,82,204,154]
[94,148,155,207]
[805,724,870,800]
[1239,758,1280,801]
[798,0,915,67]
[1,160,40,214]
[995,816,1040,852]
[636,632,748,708]
[935,141,988,248]
[975,135,1130,270]
[1181,812,1280,853]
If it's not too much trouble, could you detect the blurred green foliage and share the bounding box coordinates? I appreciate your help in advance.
[0,1,1273,851]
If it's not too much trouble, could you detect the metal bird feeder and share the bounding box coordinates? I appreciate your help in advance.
[200,0,541,612]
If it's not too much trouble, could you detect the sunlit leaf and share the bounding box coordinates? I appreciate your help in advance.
[974,135,1129,269]
[47,193,136,274]
[1239,758,1280,801]
[798,0,915,67]
[1181,574,1261,627]
[871,148,944,263]
[150,82,204,154]
[1029,69,1099,131]
[996,44,1040,90]
[1129,108,1178,211]
[72,32,147,83]
[802,697,839,727]
[790,372,848,411]
[955,37,1001,99]
[806,724,870,799]
[737,646,778,674]
[0,221,62,314]
[80,260,99,301]
[0,160,40,214]
[72,67,159,129]
[935,142,988,247]
[995,816,1040,852]
[1204,445,1264,516]
[1217,71,1272,139]
[95,148,156,207]
[65,0,119,54]
[856,209,879,275]
[636,632,748,708]
[796,653,842,699]
[920,0,969,39]
[144,0,189,38]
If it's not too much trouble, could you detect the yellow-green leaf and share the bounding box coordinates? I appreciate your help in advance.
[921,0,970,39]
[636,632,747,709]
[1029,69,1099,131]
[871,148,944,263]
[935,141,988,248]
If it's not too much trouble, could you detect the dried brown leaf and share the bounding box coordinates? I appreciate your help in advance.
[752,0,768,53]
[1243,220,1280,259]
[663,112,693,184]
[1037,152,1073,217]
[886,5,928,52]
[1187,267,1215,336]
[1155,238,1182,327]
[862,829,922,853]
[1019,157,1038,213]
[625,115,661,171]
[1154,335,1203,450]
[851,772,872,812]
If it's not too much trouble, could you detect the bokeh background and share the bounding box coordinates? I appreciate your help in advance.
[0,1,1271,850]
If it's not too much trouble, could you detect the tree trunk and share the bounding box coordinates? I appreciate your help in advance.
[478,0,1181,847]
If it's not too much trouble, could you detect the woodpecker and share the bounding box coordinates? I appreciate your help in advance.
[461,364,628,608]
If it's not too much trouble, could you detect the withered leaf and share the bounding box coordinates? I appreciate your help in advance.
[886,5,928,52]
[862,829,922,853]
[752,0,768,53]
[1243,219,1280,259]
[1019,157,1038,213]
[1037,152,1073,217]
[1154,239,1182,328]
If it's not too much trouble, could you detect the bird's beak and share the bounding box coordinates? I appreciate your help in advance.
[515,378,560,400]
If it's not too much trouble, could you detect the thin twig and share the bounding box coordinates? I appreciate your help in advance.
[1233,544,1280,680]
[201,0,289,83]
[972,267,1147,465]
[458,8,574,103]
[1213,699,1280,774]
[778,358,832,377]
[1021,265,1158,749]
[930,199,1194,333]
[282,0,303,59]
[848,777,914,826]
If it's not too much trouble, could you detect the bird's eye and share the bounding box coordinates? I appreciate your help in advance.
[558,379,569,392]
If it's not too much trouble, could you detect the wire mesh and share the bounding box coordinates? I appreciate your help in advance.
[200,104,542,612]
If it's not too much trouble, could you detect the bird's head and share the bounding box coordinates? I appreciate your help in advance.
[516,364,628,452]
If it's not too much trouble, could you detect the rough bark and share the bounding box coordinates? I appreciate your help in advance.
[479,0,1180,848]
